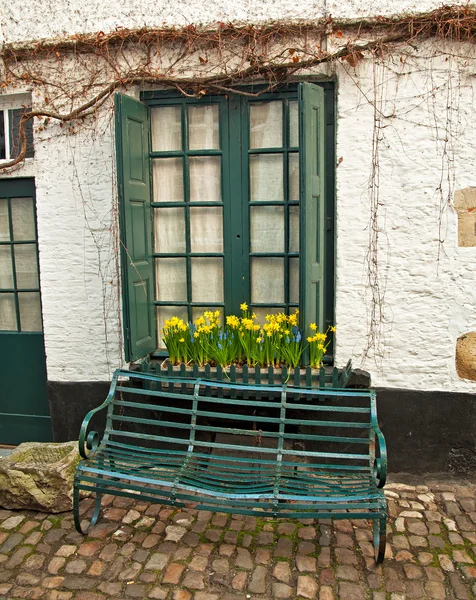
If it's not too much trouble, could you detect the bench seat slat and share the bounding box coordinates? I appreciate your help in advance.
[114,397,372,415]
[79,465,383,504]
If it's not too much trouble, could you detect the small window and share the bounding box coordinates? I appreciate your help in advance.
[0,95,34,161]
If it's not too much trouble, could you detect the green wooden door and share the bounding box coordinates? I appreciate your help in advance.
[0,178,52,444]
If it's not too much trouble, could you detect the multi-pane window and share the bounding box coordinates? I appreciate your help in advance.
[0,195,42,332]
[115,84,333,362]
[149,93,302,349]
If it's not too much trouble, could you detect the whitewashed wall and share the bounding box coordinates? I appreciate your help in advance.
[1,2,475,392]
[0,0,472,43]
[333,54,476,391]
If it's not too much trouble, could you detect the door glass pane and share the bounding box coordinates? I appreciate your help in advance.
[289,101,299,148]
[0,112,5,160]
[155,258,187,301]
[251,257,284,303]
[0,293,16,330]
[151,106,182,151]
[157,305,188,349]
[250,102,283,149]
[250,155,283,201]
[289,205,300,253]
[153,158,184,202]
[191,257,223,303]
[250,206,284,253]
[14,244,39,289]
[289,257,299,304]
[190,207,223,253]
[0,246,14,289]
[18,292,42,331]
[189,157,221,202]
[0,198,9,241]
[154,208,186,253]
[289,153,299,201]
[11,197,35,240]
[188,105,219,150]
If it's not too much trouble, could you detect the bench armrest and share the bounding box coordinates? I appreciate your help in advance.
[78,372,119,459]
[372,424,387,488]
[370,391,387,488]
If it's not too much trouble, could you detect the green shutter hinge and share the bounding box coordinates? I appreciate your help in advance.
[326,217,333,232]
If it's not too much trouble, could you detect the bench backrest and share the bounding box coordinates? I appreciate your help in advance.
[104,369,377,474]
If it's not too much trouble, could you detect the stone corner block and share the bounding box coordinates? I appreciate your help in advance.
[456,332,476,381]
[0,441,80,513]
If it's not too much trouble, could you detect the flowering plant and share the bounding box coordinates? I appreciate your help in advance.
[162,304,335,369]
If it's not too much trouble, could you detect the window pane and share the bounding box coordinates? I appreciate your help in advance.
[0,198,9,241]
[252,306,280,324]
[154,208,186,253]
[289,101,299,147]
[11,197,35,240]
[9,109,34,159]
[157,305,188,349]
[251,257,284,303]
[151,106,182,151]
[250,154,283,201]
[250,102,283,149]
[250,205,284,253]
[188,105,219,150]
[289,153,299,201]
[14,244,39,289]
[0,293,16,330]
[0,112,5,160]
[155,258,187,301]
[153,158,184,202]
[192,306,224,325]
[18,292,42,331]
[189,157,221,202]
[191,257,223,303]
[190,207,223,253]
[289,205,300,253]
[0,246,14,289]
[289,257,299,304]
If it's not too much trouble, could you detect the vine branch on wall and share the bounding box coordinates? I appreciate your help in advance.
[2,5,476,171]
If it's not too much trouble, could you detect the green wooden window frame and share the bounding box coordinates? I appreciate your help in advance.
[116,83,335,362]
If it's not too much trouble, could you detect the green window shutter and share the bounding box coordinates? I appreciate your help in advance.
[115,93,156,362]
[299,83,326,335]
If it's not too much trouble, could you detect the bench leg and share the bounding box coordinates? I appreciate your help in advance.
[73,478,103,535]
[373,515,387,564]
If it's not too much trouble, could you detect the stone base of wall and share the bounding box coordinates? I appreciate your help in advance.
[47,382,476,477]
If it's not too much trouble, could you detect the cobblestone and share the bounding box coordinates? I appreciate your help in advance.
[0,480,474,598]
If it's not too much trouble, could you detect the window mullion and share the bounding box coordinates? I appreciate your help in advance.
[226,95,247,315]
[182,103,193,325]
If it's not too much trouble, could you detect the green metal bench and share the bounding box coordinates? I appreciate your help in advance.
[73,369,388,563]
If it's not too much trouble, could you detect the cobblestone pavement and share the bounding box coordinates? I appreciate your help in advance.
[1,481,475,600]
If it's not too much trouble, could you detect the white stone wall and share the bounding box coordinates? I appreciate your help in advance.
[0,0,472,43]
[1,2,476,391]
[334,53,476,391]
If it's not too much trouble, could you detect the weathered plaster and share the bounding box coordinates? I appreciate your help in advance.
[0,0,473,44]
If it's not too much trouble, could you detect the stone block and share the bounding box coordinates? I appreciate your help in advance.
[456,333,476,381]
[0,442,79,512]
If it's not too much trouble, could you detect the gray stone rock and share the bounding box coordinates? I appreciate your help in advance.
[0,441,79,512]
